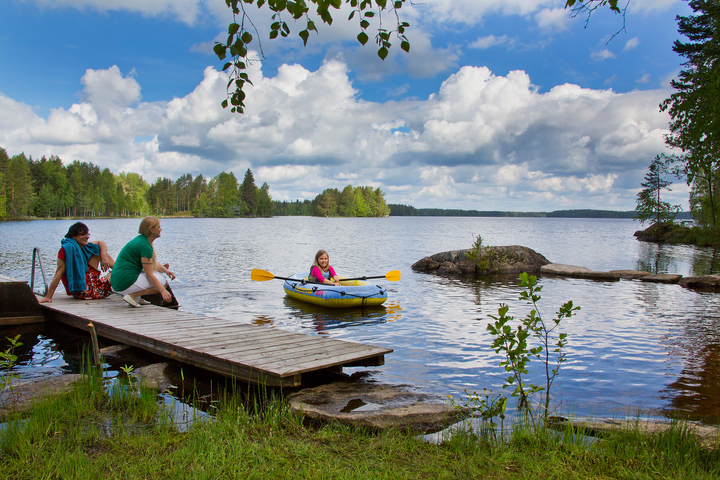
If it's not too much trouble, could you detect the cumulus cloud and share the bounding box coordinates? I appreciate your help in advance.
[636,73,651,84]
[469,35,514,50]
[624,37,640,50]
[629,0,681,14]
[25,0,204,25]
[535,8,571,32]
[0,60,671,210]
[592,49,616,61]
[418,0,557,26]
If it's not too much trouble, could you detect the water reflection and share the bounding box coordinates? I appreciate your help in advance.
[635,241,720,276]
[636,243,678,274]
[663,343,720,423]
[280,297,396,334]
[690,247,720,276]
[0,323,89,380]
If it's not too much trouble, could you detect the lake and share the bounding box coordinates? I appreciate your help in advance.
[2,217,720,424]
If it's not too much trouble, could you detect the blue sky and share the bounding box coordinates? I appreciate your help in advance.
[0,0,692,210]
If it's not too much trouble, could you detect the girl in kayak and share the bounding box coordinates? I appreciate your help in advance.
[309,250,341,286]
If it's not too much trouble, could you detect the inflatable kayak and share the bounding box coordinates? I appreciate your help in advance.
[283,273,388,308]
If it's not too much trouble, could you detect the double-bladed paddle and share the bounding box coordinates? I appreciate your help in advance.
[251,269,401,283]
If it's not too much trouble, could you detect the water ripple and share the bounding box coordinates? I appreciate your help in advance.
[3,217,720,423]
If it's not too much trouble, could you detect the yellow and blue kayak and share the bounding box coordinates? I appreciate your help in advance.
[283,273,388,308]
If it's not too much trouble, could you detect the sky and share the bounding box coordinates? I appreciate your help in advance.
[0,0,694,211]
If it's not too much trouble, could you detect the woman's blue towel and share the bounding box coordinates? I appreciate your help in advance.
[61,238,100,293]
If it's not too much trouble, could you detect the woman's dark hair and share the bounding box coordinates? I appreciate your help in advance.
[65,222,89,238]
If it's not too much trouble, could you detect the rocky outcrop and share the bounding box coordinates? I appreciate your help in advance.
[634,222,695,244]
[411,246,551,275]
[287,382,463,432]
[540,264,620,281]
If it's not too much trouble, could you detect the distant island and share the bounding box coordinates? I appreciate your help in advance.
[388,205,693,219]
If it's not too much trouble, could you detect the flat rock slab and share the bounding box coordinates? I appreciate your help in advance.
[679,275,720,290]
[549,417,719,449]
[287,382,462,432]
[0,374,82,417]
[640,274,683,284]
[540,264,620,281]
[609,270,652,279]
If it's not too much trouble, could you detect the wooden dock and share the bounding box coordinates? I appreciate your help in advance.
[0,274,45,325]
[37,294,392,387]
[0,276,392,387]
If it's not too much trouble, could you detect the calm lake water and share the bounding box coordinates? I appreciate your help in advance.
[2,217,720,424]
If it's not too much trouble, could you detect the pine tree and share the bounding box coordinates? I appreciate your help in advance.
[241,169,257,216]
[661,0,720,227]
[635,155,681,229]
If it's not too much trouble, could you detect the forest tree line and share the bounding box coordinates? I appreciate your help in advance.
[0,147,272,219]
[0,147,390,220]
[274,186,390,217]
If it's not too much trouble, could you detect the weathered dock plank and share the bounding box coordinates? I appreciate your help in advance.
[37,293,392,387]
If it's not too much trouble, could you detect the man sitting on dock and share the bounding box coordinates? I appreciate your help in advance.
[39,222,114,303]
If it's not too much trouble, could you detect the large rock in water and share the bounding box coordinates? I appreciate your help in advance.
[411,246,550,275]
[287,382,462,432]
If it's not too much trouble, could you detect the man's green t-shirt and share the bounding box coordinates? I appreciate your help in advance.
[110,235,154,292]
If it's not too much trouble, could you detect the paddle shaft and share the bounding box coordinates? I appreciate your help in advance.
[282,276,383,284]
[340,275,388,282]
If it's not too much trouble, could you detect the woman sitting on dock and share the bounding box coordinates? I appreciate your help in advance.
[308,250,341,286]
[39,222,114,303]
[111,216,176,308]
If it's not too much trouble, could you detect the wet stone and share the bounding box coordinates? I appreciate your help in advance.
[609,270,652,279]
[679,275,720,290]
[133,363,176,392]
[541,264,620,281]
[640,274,683,284]
[287,382,463,432]
[0,374,83,418]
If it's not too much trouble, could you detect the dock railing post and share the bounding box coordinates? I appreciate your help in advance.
[30,247,48,296]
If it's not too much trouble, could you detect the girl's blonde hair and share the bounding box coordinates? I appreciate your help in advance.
[138,216,160,237]
[312,249,329,271]
[138,216,159,263]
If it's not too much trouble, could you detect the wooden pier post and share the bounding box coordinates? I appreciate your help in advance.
[87,323,101,366]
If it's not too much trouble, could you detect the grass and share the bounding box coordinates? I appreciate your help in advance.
[0,372,719,479]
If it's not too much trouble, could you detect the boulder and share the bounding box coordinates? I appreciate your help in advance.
[609,270,652,279]
[411,246,550,275]
[640,274,683,284]
[287,382,463,432]
[679,275,720,290]
[133,362,176,392]
[0,374,83,417]
[541,264,620,281]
